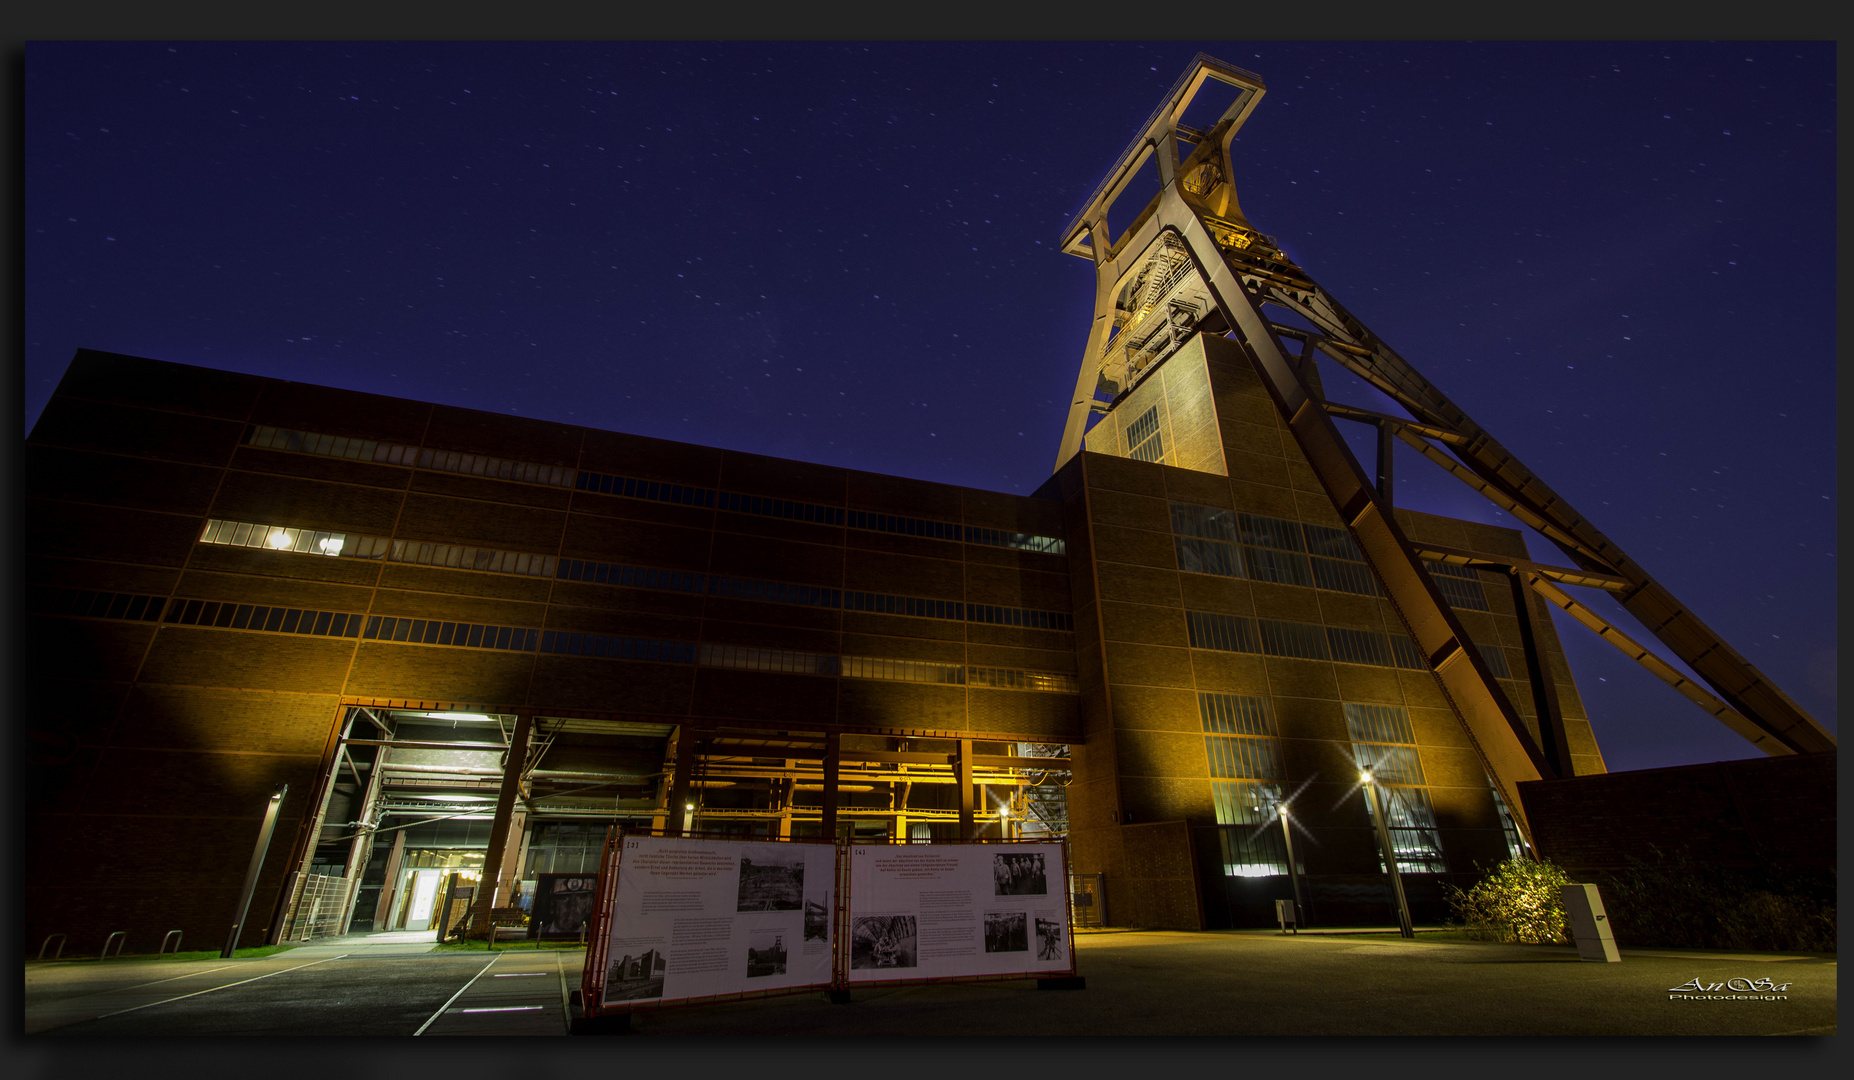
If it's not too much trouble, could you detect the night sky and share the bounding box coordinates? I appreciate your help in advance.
[24,41,1836,772]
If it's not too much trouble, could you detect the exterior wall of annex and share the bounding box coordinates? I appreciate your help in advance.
[23,344,1602,950]
[24,350,1082,953]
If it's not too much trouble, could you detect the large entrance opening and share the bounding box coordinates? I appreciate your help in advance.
[281,708,1074,943]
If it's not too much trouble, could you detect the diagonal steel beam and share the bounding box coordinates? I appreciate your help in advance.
[1257,286,1830,754]
[1525,576,1788,755]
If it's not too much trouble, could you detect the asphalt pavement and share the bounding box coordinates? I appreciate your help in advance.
[23,927,1835,1037]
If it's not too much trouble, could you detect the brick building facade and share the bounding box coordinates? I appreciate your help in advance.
[24,345,1600,951]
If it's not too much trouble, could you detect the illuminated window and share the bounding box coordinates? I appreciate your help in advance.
[1198,694,1289,876]
[1125,405,1164,463]
[1345,703,1446,873]
[967,667,1078,693]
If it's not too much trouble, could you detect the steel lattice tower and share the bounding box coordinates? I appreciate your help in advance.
[1054,55,1834,843]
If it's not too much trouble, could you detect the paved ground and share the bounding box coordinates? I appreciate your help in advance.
[23,927,1834,1037]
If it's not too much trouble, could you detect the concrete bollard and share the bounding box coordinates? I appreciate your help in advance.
[1560,883,1621,962]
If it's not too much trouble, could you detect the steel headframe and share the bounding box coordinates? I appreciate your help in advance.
[1053,54,1835,844]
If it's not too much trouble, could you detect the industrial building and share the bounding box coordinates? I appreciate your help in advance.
[27,56,1827,953]
[24,342,1588,949]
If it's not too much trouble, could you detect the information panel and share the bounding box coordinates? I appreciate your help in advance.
[600,836,837,1006]
[846,841,1072,985]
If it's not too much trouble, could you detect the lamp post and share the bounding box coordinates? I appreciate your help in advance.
[1278,803,1307,929]
[222,783,288,958]
[1361,772,1415,939]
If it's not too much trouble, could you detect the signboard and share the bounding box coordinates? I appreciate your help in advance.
[846,841,1073,984]
[595,835,837,1007]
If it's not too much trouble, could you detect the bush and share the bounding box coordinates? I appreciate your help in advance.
[1597,850,1836,953]
[1446,857,1572,944]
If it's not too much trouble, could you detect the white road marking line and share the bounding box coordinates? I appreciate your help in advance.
[413,953,501,1036]
[39,962,238,1006]
[492,972,548,977]
[555,949,572,1033]
[91,955,350,1020]
[453,1005,545,1013]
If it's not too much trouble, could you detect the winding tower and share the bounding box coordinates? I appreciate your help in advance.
[1049,54,1834,883]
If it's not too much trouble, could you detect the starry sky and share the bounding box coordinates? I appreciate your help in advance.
[23,41,1836,772]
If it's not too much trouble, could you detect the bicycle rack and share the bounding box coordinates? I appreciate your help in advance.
[38,934,66,960]
[101,931,127,959]
[159,930,183,955]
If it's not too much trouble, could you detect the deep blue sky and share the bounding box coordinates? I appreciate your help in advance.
[24,41,1835,771]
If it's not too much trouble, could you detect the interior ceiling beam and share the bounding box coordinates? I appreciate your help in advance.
[342,738,506,751]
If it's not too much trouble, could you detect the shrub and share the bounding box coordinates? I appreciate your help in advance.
[1446,857,1572,944]
[1597,850,1836,953]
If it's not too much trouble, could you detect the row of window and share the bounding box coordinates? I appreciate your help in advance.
[249,422,1067,554]
[541,633,1079,693]
[203,518,1075,632]
[1185,611,1428,671]
[29,586,168,623]
[202,518,560,578]
[28,583,1079,694]
[249,425,577,488]
[170,599,365,638]
[365,616,539,652]
[1169,503,1494,612]
[27,585,367,642]
[489,637,1028,697]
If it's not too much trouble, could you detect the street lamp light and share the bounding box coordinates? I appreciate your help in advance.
[222,783,288,958]
[1278,803,1307,929]
[1360,771,1415,939]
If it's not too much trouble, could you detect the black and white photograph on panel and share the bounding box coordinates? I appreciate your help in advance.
[736,846,805,911]
[744,929,788,978]
[1036,917,1065,961]
[849,914,918,970]
[992,852,1048,896]
[984,911,1028,953]
[531,873,598,939]
[605,947,668,1001]
[804,892,830,942]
